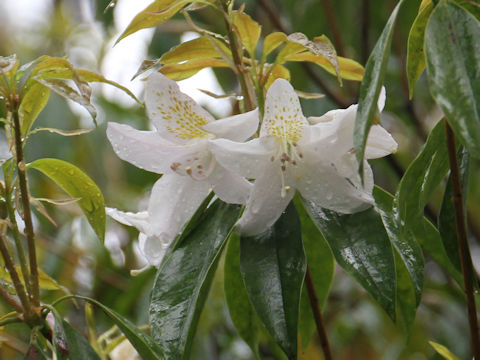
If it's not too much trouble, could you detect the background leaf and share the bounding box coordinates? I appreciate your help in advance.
[28,158,106,241]
[425,1,480,158]
[150,201,241,360]
[240,201,306,360]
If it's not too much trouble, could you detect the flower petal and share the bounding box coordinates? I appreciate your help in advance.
[139,233,168,268]
[297,155,374,214]
[207,165,252,204]
[365,125,398,159]
[201,108,259,141]
[261,78,308,142]
[147,173,211,246]
[107,122,207,174]
[145,72,215,143]
[209,137,276,179]
[106,207,150,234]
[236,167,295,236]
[378,86,386,112]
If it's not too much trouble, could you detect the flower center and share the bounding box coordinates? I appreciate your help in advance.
[271,140,304,198]
[170,150,216,181]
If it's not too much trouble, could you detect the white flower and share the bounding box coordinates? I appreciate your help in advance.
[210,79,397,236]
[106,72,259,267]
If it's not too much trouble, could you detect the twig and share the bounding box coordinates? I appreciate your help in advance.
[361,0,370,65]
[0,284,23,313]
[258,0,350,108]
[0,233,31,318]
[444,118,480,359]
[10,96,40,307]
[320,0,345,57]
[221,3,256,111]
[305,266,332,360]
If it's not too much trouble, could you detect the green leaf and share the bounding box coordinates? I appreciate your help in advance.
[354,0,406,173]
[28,158,106,241]
[19,82,50,135]
[0,54,18,75]
[240,202,306,359]
[425,1,480,158]
[395,120,449,230]
[373,187,424,331]
[150,201,241,360]
[429,341,460,360]
[438,147,469,271]
[406,2,434,98]
[224,234,260,358]
[294,196,334,348]
[62,321,102,360]
[303,199,396,320]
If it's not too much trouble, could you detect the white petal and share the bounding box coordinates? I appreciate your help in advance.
[261,78,308,142]
[378,86,386,112]
[145,72,215,143]
[140,234,168,268]
[297,155,373,214]
[207,165,252,204]
[365,125,398,159]
[202,108,259,141]
[106,207,150,234]
[307,106,355,125]
[147,174,211,243]
[236,169,295,236]
[209,137,276,179]
[107,122,208,174]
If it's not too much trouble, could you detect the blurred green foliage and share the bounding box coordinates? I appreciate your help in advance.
[0,0,478,359]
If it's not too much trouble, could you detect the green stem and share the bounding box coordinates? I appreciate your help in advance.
[444,118,480,359]
[305,266,332,360]
[10,97,40,307]
[3,164,32,300]
[221,3,256,111]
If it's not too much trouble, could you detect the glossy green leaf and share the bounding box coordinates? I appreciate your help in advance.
[150,201,241,360]
[425,1,480,158]
[395,120,449,229]
[374,187,424,331]
[19,82,50,135]
[62,321,102,360]
[28,158,106,241]
[438,147,470,271]
[294,196,334,348]
[240,202,306,359]
[354,0,406,173]
[406,2,434,98]
[303,199,396,320]
[224,234,260,358]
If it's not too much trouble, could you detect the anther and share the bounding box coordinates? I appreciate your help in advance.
[185,166,193,175]
[170,162,181,171]
[281,165,286,171]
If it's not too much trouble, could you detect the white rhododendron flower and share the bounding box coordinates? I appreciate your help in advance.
[106,72,259,266]
[210,79,397,236]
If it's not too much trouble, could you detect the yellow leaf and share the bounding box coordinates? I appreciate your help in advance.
[265,64,290,89]
[276,42,305,64]
[284,52,364,81]
[116,0,186,44]
[429,341,460,360]
[0,267,71,294]
[160,36,231,64]
[263,32,287,59]
[159,58,229,80]
[419,0,431,12]
[232,11,262,56]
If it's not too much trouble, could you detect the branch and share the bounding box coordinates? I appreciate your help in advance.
[444,118,480,359]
